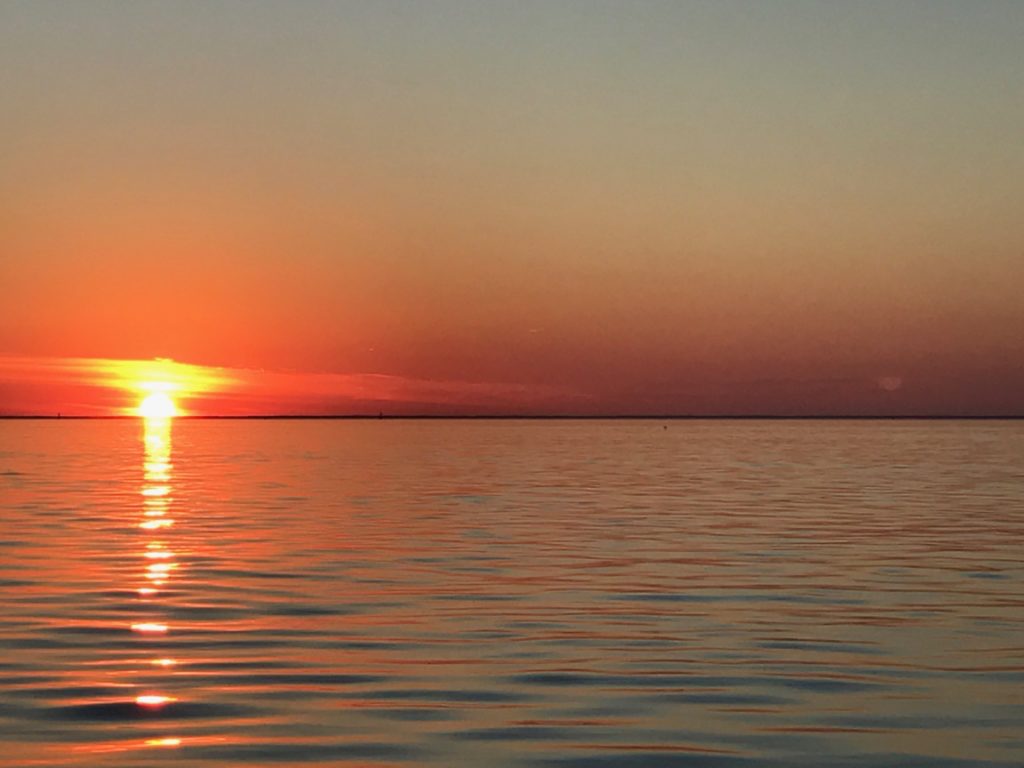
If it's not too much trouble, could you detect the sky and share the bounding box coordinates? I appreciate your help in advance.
[1,0,1022,416]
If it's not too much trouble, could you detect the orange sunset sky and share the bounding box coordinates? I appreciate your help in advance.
[1,2,1022,416]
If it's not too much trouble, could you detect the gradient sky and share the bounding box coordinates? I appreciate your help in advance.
[1,1,1022,415]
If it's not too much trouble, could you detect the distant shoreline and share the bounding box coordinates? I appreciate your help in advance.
[1,414,1021,421]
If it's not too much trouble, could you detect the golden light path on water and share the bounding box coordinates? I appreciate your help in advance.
[133,413,180,745]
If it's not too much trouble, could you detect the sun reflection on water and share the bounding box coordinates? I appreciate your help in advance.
[145,737,182,748]
[140,518,173,529]
[136,694,176,708]
[130,622,168,634]
[133,413,181,728]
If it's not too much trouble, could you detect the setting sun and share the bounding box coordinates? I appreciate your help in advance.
[138,392,177,419]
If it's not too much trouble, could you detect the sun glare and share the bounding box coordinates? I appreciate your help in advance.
[138,392,177,419]
[98,358,223,417]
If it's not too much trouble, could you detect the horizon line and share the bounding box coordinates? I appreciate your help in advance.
[1,414,1022,421]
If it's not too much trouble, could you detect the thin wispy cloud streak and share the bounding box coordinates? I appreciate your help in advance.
[0,356,589,416]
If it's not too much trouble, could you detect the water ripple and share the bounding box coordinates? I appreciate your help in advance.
[1,419,1023,766]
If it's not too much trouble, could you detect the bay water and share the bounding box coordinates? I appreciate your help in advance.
[1,419,1022,766]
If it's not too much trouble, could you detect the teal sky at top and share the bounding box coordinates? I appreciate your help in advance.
[1,1,1022,414]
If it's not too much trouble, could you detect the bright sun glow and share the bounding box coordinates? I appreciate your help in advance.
[138,392,177,419]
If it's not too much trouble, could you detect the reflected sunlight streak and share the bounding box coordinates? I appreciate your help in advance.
[127,415,188,719]
[136,694,176,708]
[145,737,182,748]
[131,622,169,634]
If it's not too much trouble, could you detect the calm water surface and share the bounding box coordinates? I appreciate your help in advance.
[1,419,1022,767]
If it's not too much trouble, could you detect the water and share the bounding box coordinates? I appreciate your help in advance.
[1,419,1022,767]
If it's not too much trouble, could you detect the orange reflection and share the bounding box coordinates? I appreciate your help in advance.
[139,412,173,581]
[131,622,168,634]
[145,737,182,748]
[145,431,168,453]
[136,694,176,708]
[130,413,186,721]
